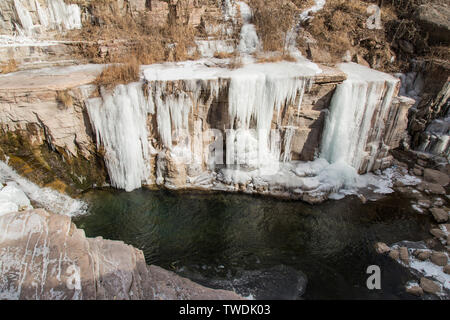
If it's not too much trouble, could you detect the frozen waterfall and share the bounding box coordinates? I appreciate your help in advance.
[13,0,81,36]
[86,82,154,192]
[320,63,398,172]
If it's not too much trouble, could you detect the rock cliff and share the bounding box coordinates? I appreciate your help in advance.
[0,208,242,299]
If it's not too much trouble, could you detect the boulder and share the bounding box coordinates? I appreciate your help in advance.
[417,199,431,208]
[398,40,414,54]
[430,252,448,266]
[0,209,243,300]
[374,242,390,254]
[414,2,450,45]
[420,277,440,294]
[399,247,409,265]
[444,265,450,275]
[389,249,399,260]
[416,250,431,261]
[417,182,445,195]
[430,228,446,239]
[406,285,423,297]
[423,168,450,186]
[430,207,449,223]
[0,201,18,216]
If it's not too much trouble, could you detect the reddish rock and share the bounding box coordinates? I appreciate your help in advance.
[420,277,440,294]
[399,247,409,265]
[389,249,400,260]
[374,242,390,254]
[0,210,243,300]
[430,252,448,266]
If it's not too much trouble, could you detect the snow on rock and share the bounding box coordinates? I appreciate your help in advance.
[0,160,86,216]
[0,184,32,209]
[299,0,326,22]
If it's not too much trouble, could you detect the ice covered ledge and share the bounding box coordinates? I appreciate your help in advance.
[0,208,243,300]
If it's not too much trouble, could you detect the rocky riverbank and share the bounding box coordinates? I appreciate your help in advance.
[0,179,242,300]
[374,158,449,299]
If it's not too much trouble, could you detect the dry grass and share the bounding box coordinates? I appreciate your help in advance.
[213,51,236,59]
[249,0,298,53]
[255,53,296,63]
[228,56,244,69]
[0,59,18,74]
[68,0,197,65]
[94,58,140,89]
[300,0,401,70]
[56,90,73,109]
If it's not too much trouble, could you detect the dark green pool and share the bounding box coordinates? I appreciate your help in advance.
[74,188,432,299]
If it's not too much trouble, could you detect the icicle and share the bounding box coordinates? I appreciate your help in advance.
[227,68,312,169]
[86,82,153,192]
[320,63,399,172]
[236,1,260,55]
[13,0,34,35]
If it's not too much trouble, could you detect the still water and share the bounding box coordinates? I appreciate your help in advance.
[74,188,431,299]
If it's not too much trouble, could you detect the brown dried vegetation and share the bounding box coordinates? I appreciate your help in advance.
[0,59,18,74]
[94,58,140,89]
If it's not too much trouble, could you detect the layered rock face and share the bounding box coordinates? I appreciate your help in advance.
[0,0,419,203]
[0,65,108,193]
[0,59,415,202]
[0,208,242,299]
[402,60,450,160]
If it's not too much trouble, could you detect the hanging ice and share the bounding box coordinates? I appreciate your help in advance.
[86,82,154,192]
[226,62,316,171]
[320,63,398,172]
[13,0,81,36]
[237,1,260,54]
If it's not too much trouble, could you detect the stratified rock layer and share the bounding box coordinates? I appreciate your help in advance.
[0,209,242,300]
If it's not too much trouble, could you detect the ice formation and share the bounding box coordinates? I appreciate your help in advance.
[321,63,398,172]
[226,62,314,172]
[0,160,87,216]
[236,1,260,55]
[86,82,154,192]
[418,111,450,159]
[299,0,326,22]
[12,0,81,36]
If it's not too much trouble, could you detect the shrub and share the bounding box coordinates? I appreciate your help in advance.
[56,90,73,109]
[1,59,18,74]
[94,58,140,89]
[248,0,298,53]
